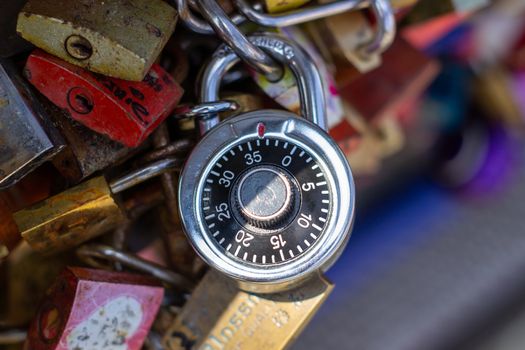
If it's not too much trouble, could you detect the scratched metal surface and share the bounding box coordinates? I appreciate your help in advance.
[292,143,525,350]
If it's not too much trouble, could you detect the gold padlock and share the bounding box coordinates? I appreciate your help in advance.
[16,0,178,81]
[14,176,124,254]
[162,270,333,350]
[13,158,180,254]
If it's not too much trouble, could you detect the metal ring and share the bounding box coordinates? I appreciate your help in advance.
[234,0,395,54]
[173,100,240,119]
[173,0,246,35]
[198,0,283,81]
[199,33,327,134]
[76,244,195,292]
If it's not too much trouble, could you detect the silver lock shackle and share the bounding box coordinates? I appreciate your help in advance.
[173,0,246,35]
[234,0,396,55]
[173,100,239,119]
[198,0,283,81]
[109,157,182,194]
[77,244,195,292]
[198,33,327,135]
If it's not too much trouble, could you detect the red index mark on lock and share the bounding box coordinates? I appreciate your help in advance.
[27,267,164,350]
[25,50,184,147]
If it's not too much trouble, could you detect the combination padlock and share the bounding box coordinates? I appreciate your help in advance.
[179,34,355,293]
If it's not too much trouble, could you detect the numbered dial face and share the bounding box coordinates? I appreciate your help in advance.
[201,137,332,266]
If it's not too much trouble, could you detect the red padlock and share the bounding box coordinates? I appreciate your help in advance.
[27,267,164,350]
[24,49,184,147]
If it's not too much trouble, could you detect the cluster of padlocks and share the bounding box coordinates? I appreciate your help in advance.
[0,0,495,349]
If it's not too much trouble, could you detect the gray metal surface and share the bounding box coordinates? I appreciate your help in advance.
[0,60,64,189]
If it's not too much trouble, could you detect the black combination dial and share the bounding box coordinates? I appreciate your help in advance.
[200,136,332,266]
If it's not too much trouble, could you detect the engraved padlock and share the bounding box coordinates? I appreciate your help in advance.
[162,269,333,350]
[24,49,184,148]
[179,33,355,293]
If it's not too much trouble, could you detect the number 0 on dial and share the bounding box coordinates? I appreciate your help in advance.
[200,137,332,266]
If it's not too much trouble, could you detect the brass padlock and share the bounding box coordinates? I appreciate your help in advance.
[163,270,333,350]
[16,0,178,81]
[0,59,65,190]
[0,165,57,260]
[13,158,181,254]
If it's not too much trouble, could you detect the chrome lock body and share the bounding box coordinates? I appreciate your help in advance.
[179,34,355,293]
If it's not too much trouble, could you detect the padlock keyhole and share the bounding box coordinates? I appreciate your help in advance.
[65,35,93,60]
[74,94,93,112]
[67,87,94,114]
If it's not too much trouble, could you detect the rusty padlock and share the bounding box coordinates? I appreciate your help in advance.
[24,50,184,147]
[16,0,178,81]
[27,267,164,350]
[43,102,140,185]
[13,157,181,254]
